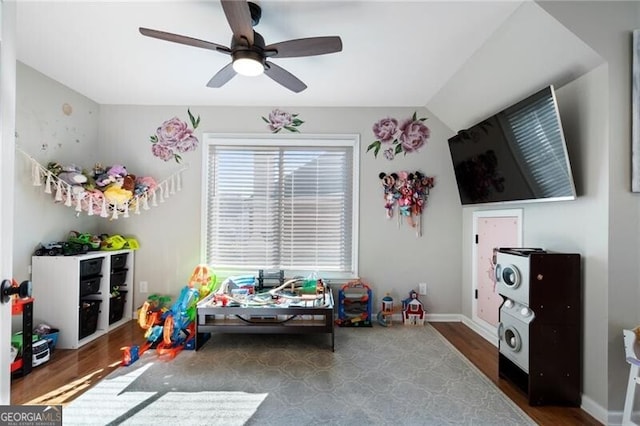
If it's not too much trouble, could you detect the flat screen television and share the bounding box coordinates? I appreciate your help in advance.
[447,85,577,206]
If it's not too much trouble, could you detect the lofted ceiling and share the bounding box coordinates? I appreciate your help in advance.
[16,1,602,128]
[16,1,525,107]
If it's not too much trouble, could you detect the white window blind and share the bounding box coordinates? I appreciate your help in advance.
[203,135,358,278]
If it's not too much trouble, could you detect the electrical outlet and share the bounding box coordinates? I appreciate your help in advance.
[140,281,148,293]
[419,282,427,295]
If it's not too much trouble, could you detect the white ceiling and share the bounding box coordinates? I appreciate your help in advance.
[16,0,525,107]
[15,0,603,129]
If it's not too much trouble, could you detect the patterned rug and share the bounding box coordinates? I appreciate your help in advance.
[63,324,535,425]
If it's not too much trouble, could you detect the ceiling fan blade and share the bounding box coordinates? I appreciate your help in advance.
[265,36,343,58]
[264,62,307,93]
[207,62,237,88]
[220,0,254,46]
[139,27,231,54]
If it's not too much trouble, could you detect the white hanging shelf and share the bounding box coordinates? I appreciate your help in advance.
[18,148,186,220]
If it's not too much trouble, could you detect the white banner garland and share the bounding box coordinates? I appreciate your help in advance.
[18,148,187,220]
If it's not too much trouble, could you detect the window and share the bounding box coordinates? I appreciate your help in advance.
[202,134,359,279]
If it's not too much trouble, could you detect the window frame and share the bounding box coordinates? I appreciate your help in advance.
[201,133,360,280]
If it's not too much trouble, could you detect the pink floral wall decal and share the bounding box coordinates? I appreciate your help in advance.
[262,108,304,133]
[368,112,430,160]
[150,109,200,163]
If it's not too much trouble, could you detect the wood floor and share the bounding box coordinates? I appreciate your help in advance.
[430,322,602,426]
[10,321,601,425]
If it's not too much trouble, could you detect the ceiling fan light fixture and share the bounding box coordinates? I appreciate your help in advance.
[232,51,264,76]
[140,1,342,92]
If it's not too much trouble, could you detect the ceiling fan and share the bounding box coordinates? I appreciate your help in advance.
[139,0,343,93]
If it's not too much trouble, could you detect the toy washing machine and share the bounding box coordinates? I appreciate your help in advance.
[495,248,545,305]
[498,298,535,373]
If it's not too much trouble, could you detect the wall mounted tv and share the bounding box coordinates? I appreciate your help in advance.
[447,85,576,206]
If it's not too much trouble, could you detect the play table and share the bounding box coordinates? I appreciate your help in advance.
[195,289,335,351]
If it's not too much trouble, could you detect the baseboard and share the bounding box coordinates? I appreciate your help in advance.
[433,314,608,425]
[384,312,461,324]
[580,394,608,425]
[429,313,498,347]
[425,313,462,323]
[460,315,498,347]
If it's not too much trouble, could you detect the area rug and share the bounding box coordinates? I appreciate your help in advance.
[63,324,535,425]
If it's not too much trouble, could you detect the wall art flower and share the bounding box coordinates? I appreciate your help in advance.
[368,112,430,160]
[379,170,436,237]
[262,108,304,133]
[150,109,200,163]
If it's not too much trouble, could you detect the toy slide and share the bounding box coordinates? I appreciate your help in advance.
[122,265,215,366]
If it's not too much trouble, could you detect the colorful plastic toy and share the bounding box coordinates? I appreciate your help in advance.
[188,264,217,300]
[68,231,101,250]
[100,234,127,251]
[121,345,140,366]
[122,266,219,366]
[402,289,426,325]
[337,279,372,327]
[377,293,395,327]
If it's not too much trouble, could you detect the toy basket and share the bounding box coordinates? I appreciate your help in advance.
[43,329,60,351]
[79,299,102,339]
[109,291,128,324]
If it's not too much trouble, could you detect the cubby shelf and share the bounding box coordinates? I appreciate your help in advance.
[31,249,134,349]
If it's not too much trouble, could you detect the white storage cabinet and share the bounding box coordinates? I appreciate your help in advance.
[31,249,134,349]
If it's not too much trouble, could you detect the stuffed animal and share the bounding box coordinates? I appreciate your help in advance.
[95,165,127,189]
[81,169,96,191]
[108,164,128,177]
[122,174,136,192]
[134,176,158,196]
[104,185,133,205]
[93,163,105,178]
[46,162,62,176]
[55,165,88,192]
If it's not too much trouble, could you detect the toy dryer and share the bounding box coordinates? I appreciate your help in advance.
[495,247,581,406]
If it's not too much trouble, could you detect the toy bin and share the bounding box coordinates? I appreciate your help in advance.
[79,276,102,297]
[110,269,128,288]
[108,291,127,325]
[110,253,129,271]
[79,299,102,339]
[43,329,60,352]
[79,257,104,278]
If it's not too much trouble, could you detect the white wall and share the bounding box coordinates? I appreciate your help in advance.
[428,1,602,133]
[13,62,100,282]
[1,0,17,406]
[432,0,637,419]
[13,1,633,420]
[13,66,465,323]
[455,66,609,414]
[97,105,463,312]
[539,0,640,418]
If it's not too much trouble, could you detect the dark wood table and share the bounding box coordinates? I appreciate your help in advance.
[195,291,335,351]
